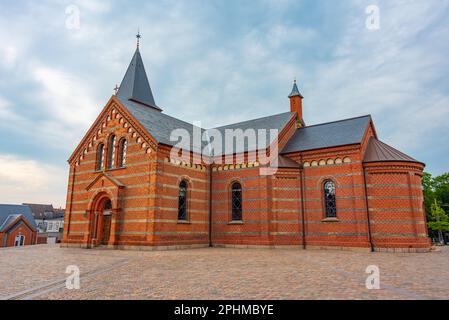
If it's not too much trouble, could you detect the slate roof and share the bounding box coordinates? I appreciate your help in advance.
[281,115,372,154]
[115,45,298,156]
[211,112,295,156]
[0,205,37,231]
[288,81,303,98]
[119,96,295,155]
[118,97,206,154]
[363,138,421,164]
[113,47,376,159]
[0,214,21,232]
[23,203,55,219]
[53,208,65,219]
[116,48,160,111]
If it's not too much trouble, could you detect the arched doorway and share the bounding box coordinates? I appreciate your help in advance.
[91,196,113,246]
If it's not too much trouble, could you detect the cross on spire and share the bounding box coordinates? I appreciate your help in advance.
[113,84,119,95]
[136,29,141,48]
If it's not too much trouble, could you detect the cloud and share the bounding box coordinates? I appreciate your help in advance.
[0,0,448,213]
[0,154,68,207]
[0,97,22,122]
[32,65,99,126]
[305,0,449,166]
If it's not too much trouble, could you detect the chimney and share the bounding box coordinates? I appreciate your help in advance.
[289,80,304,127]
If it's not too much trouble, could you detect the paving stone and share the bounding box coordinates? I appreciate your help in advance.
[0,245,448,300]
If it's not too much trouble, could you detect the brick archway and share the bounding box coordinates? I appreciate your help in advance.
[86,191,120,247]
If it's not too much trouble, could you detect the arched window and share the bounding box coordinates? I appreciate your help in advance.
[97,143,105,171]
[107,135,117,169]
[324,180,337,218]
[118,139,127,167]
[178,180,188,220]
[231,182,242,221]
[103,199,112,213]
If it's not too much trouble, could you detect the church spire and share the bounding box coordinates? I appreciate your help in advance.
[116,32,160,111]
[288,79,303,98]
[288,79,304,127]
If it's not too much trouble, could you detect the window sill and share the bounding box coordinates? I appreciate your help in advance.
[94,166,127,173]
[321,218,340,223]
[177,220,191,225]
[228,220,244,225]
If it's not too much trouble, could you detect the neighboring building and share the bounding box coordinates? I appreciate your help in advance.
[24,204,65,244]
[62,37,431,252]
[0,205,37,247]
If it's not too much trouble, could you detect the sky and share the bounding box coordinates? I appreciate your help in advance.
[0,0,448,208]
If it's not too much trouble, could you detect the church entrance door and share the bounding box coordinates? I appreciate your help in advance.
[100,200,112,245]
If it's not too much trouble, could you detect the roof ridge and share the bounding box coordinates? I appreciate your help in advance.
[212,111,294,130]
[0,204,28,207]
[300,114,372,130]
[117,97,205,130]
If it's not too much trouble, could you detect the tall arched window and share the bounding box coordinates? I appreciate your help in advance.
[118,139,127,167]
[324,180,337,218]
[107,135,117,169]
[97,143,105,171]
[178,180,188,220]
[231,182,242,221]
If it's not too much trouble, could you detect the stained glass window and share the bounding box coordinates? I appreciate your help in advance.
[97,143,105,171]
[178,180,188,220]
[118,139,127,167]
[324,180,337,218]
[231,182,242,221]
[107,135,117,169]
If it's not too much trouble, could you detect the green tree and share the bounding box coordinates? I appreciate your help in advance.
[428,202,449,243]
[433,173,449,213]
[422,172,449,242]
[422,172,435,221]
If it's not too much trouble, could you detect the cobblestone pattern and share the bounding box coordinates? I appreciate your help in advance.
[0,245,448,300]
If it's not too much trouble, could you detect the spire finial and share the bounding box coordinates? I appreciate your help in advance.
[136,28,141,48]
[114,84,119,95]
[289,78,303,98]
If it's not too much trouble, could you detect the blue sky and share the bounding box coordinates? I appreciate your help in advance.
[0,0,448,207]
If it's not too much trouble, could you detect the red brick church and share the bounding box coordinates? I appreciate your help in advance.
[62,37,431,252]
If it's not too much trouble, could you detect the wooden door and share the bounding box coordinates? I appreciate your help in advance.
[101,215,112,245]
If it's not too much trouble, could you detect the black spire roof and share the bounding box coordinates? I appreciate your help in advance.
[288,80,303,98]
[116,47,161,111]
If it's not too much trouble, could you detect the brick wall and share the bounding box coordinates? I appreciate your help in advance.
[287,146,372,249]
[62,99,431,251]
[364,162,431,250]
[1,219,36,247]
[63,102,158,248]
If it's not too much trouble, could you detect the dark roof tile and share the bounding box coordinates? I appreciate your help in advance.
[0,204,37,231]
[116,48,160,111]
[363,138,421,164]
[120,95,294,156]
[282,115,371,154]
